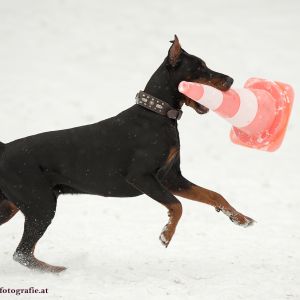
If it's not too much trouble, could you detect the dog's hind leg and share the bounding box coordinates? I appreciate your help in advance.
[13,210,66,273]
[0,199,19,225]
[0,154,66,273]
[12,186,66,273]
[1,172,66,272]
[13,196,66,273]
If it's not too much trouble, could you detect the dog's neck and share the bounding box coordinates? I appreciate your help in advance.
[144,61,182,110]
[135,91,183,120]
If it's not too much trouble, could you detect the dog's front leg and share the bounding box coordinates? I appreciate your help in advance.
[126,172,182,247]
[162,163,255,227]
[174,181,255,227]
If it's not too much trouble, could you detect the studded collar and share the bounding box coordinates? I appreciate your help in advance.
[135,91,183,120]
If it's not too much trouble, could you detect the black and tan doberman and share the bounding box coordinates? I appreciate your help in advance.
[0,35,254,273]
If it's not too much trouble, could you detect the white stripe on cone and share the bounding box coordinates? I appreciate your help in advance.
[225,89,258,128]
[200,85,223,110]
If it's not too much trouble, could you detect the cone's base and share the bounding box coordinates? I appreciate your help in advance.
[230,78,294,152]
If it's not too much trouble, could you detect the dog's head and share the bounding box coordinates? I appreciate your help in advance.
[166,35,233,114]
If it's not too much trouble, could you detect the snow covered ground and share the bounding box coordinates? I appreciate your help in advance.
[0,0,299,299]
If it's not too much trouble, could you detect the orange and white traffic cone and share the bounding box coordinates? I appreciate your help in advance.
[178,78,294,151]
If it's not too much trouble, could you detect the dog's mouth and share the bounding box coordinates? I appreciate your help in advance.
[183,97,209,114]
[183,76,233,114]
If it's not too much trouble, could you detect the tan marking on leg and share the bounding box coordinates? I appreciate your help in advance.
[0,200,19,225]
[174,185,255,227]
[166,147,179,165]
[174,185,230,208]
[159,202,182,247]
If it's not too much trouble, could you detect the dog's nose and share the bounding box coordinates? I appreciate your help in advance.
[225,77,234,87]
[220,76,234,91]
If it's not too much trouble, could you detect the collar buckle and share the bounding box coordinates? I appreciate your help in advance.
[167,109,183,120]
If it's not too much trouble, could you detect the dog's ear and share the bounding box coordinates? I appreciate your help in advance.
[168,35,182,67]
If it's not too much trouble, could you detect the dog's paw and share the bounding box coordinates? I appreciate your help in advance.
[13,252,67,273]
[220,209,256,228]
[159,225,174,248]
[229,213,256,228]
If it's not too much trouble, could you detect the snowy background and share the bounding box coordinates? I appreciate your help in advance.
[0,0,299,299]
